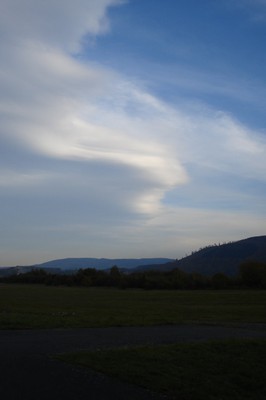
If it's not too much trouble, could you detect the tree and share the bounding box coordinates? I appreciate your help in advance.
[239,261,266,288]
[109,265,122,286]
[211,273,230,289]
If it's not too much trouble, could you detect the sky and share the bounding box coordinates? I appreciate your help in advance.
[0,0,266,266]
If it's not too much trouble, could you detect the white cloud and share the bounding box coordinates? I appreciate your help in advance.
[173,107,266,180]
[0,29,189,214]
[0,0,124,51]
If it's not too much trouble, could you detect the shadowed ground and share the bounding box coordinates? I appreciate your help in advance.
[1,324,266,400]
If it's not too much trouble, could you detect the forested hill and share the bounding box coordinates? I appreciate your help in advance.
[136,236,266,276]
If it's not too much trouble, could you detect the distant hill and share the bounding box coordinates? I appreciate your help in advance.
[33,257,173,271]
[134,236,266,276]
[0,258,173,277]
[1,236,265,277]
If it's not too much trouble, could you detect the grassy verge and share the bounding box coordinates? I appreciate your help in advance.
[0,284,266,329]
[58,339,266,400]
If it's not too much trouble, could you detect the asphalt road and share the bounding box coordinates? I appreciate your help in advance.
[1,324,266,400]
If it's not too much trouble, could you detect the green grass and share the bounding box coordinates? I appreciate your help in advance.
[0,284,266,329]
[58,339,266,400]
[2,284,265,398]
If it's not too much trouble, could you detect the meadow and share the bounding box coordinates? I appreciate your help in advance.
[0,284,266,329]
[1,284,266,399]
[59,339,266,400]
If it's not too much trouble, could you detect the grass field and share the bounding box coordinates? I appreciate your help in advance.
[0,284,266,329]
[2,284,266,399]
[59,339,266,400]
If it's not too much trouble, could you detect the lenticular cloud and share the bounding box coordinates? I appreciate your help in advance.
[0,0,188,215]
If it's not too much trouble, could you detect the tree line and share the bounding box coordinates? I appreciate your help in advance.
[1,261,266,289]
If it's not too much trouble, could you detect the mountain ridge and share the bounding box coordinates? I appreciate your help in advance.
[1,235,265,277]
[0,258,173,274]
[134,235,266,276]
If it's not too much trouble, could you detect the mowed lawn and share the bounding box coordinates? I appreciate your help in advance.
[59,339,266,400]
[0,284,266,329]
[2,284,266,399]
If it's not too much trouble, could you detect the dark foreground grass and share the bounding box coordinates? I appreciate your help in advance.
[0,284,266,329]
[58,339,266,400]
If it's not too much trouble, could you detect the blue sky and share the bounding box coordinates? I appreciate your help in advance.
[0,0,266,266]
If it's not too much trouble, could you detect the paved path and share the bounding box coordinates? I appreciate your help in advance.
[1,324,266,400]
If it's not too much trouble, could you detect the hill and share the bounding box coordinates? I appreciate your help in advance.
[1,236,265,277]
[0,258,173,276]
[135,236,266,276]
[33,257,173,271]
